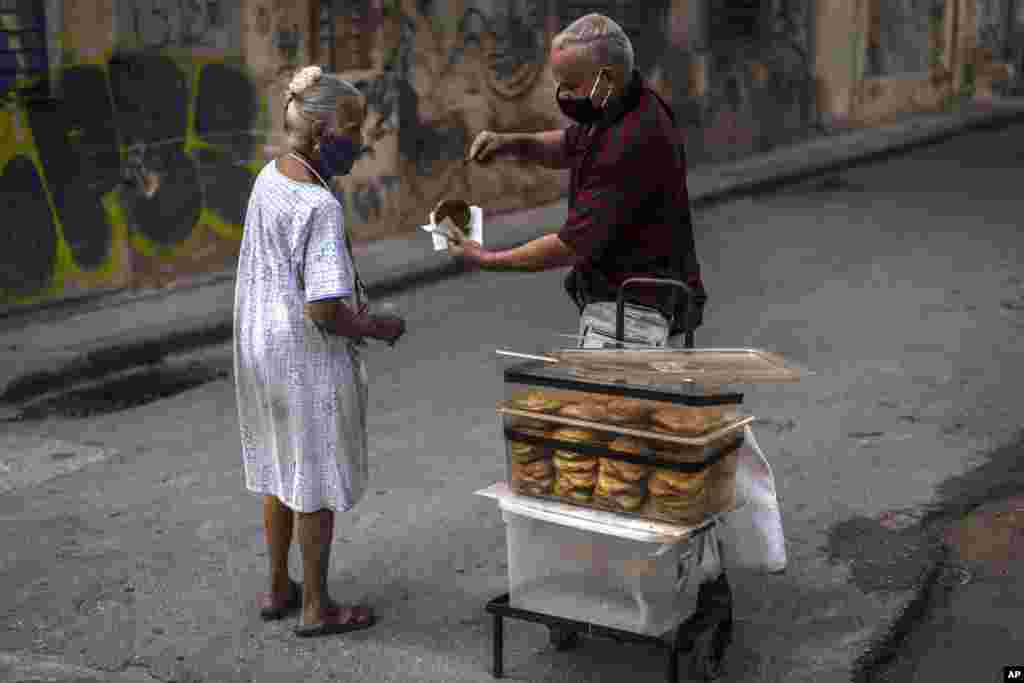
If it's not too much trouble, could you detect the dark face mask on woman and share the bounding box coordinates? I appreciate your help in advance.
[557,68,613,125]
[317,134,362,178]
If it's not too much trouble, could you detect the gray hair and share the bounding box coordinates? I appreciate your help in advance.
[552,14,635,77]
[284,66,363,150]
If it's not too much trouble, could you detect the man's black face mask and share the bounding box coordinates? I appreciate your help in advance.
[557,69,612,124]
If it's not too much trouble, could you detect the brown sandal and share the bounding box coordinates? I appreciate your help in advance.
[258,580,302,621]
[294,605,376,638]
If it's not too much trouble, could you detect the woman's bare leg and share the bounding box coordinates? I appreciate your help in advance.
[263,495,295,595]
[296,508,335,623]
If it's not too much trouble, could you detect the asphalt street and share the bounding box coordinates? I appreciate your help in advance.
[2,123,1024,683]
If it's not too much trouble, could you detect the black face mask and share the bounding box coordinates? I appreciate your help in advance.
[556,69,612,124]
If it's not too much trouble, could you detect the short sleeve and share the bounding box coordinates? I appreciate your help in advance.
[557,141,660,261]
[301,199,355,303]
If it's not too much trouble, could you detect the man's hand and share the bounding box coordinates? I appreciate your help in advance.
[449,240,487,271]
[468,131,505,163]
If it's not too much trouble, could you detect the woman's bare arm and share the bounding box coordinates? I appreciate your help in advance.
[306,299,405,344]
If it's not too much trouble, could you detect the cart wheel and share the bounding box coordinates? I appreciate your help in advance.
[688,622,729,681]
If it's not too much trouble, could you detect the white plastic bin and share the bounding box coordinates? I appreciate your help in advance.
[498,493,706,637]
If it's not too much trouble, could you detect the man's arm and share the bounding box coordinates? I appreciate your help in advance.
[480,233,578,272]
[473,129,570,169]
[504,130,568,169]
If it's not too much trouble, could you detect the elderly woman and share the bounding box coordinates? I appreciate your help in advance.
[233,65,406,637]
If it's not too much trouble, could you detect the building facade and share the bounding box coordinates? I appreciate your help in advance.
[0,0,1016,307]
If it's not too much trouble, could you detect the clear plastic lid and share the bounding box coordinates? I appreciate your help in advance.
[501,347,809,392]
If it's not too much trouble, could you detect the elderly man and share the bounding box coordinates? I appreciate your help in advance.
[456,14,726,653]
[454,13,707,346]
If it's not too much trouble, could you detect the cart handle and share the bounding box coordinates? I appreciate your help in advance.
[616,277,697,349]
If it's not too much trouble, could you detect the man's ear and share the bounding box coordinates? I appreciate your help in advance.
[311,119,326,142]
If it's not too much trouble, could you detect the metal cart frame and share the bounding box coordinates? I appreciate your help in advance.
[486,279,735,681]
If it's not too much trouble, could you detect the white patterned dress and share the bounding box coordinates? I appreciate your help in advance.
[233,160,369,513]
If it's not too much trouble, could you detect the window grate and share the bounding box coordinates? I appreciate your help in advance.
[707,0,764,45]
[0,2,50,95]
[316,0,374,73]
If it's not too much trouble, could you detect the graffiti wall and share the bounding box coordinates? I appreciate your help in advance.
[975,0,1009,55]
[816,0,1016,126]
[326,0,821,240]
[4,0,828,307]
[324,0,569,241]
[864,0,944,76]
[1,1,266,305]
[667,0,819,165]
[114,0,242,51]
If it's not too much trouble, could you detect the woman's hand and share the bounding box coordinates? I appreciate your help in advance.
[371,314,406,347]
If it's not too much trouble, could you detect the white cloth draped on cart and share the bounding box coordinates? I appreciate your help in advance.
[717,426,787,573]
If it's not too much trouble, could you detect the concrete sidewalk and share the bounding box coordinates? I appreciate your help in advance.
[2,97,1024,404]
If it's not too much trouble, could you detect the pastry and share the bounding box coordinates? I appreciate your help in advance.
[516,478,555,496]
[553,454,598,471]
[551,427,603,461]
[593,437,651,512]
[604,436,654,480]
[554,477,594,502]
[647,467,711,521]
[510,441,548,464]
[559,469,597,489]
[651,406,730,435]
[512,391,564,413]
[594,479,646,511]
[509,416,550,431]
[652,442,710,465]
[511,456,555,496]
[512,458,554,481]
[600,457,652,482]
[551,427,601,443]
[603,398,654,425]
[706,446,741,511]
[558,402,611,422]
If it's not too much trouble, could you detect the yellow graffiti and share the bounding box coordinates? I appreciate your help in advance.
[2,47,266,305]
[0,102,75,304]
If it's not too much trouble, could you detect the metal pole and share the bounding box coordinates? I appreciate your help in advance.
[492,613,504,678]
[44,0,62,99]
[666,629,679,683]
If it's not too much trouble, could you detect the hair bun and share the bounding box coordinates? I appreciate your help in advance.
[289,66,323,97]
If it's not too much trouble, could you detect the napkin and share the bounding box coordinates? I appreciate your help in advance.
[421,206,484,251]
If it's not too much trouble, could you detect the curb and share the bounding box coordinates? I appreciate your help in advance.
[3,107,1023,404]
[850,549,950,683]
[688,105,1024,210]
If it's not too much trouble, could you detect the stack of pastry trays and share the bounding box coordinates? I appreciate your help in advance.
[499,388,753,527]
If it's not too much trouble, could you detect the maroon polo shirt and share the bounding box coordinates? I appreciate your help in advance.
[558,71,706,333]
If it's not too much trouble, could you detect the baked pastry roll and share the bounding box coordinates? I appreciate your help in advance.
[651,406,729,435]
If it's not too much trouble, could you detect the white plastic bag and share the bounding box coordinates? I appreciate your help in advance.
[717,426,787,573]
